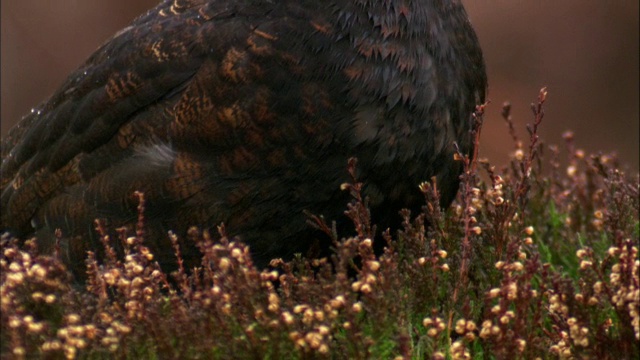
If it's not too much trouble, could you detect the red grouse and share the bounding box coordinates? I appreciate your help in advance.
[1,0,486,276]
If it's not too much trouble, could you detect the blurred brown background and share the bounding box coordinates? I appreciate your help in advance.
[2,0,638,170]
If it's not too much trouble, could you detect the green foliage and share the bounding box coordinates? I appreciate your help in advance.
[2,89,638,359]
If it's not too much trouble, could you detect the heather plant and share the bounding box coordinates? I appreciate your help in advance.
[1,89,638,359]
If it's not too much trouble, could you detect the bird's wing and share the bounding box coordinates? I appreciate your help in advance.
[0,0,311,237]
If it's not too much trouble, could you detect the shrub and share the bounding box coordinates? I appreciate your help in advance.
[1,89,638,359]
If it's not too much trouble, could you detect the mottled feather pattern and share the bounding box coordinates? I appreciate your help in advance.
[1,0,486,277]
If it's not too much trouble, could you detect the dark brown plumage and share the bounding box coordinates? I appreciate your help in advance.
[1,0,486,276]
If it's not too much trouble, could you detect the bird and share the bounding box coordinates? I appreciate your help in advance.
[1,0,486,277]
